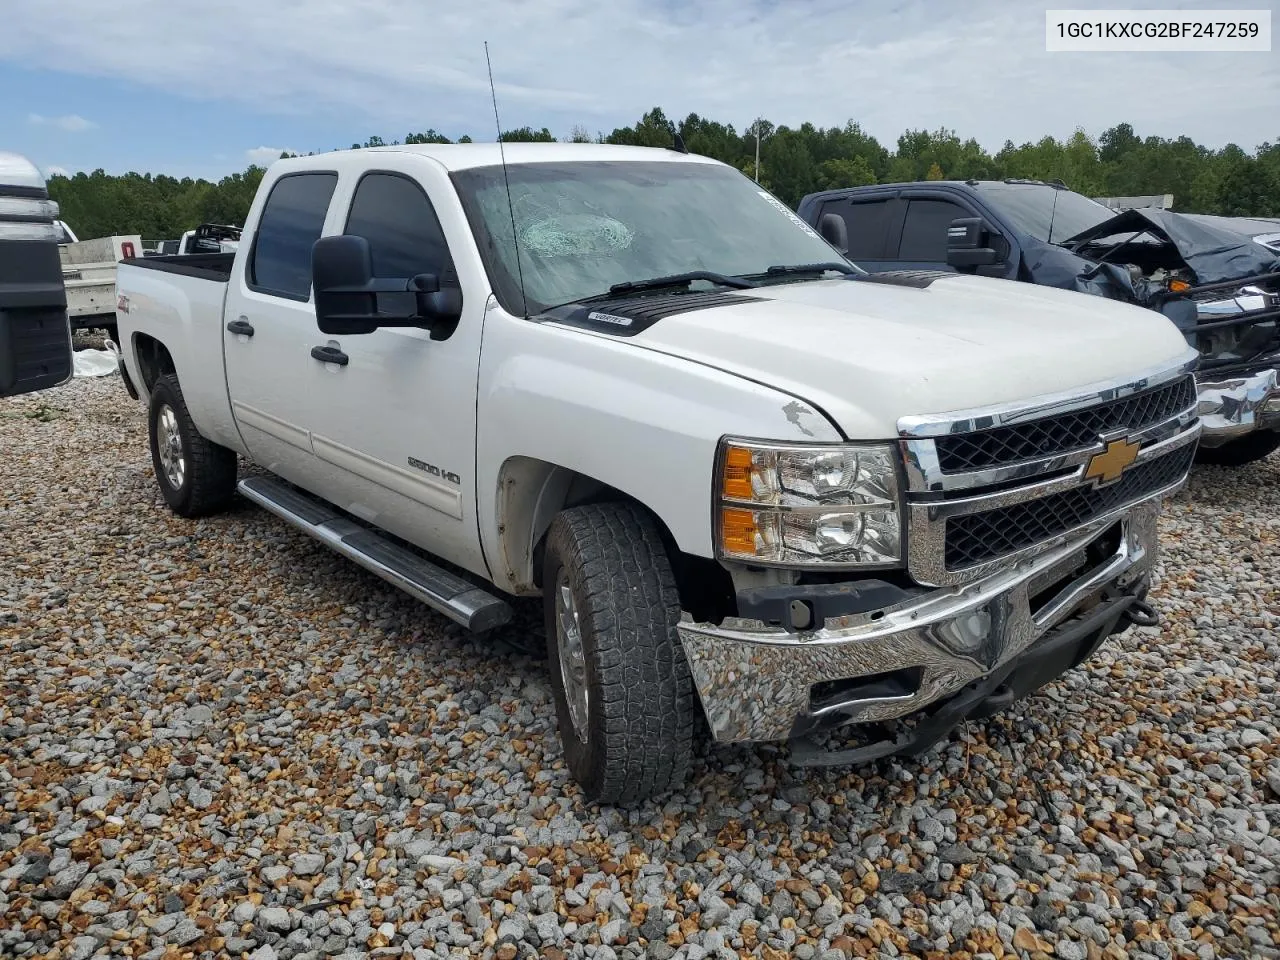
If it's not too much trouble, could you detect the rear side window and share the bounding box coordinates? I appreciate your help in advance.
[898,198,969,261]
[344,172,456,316]
[823,198,896,260]
[249,173,338,300]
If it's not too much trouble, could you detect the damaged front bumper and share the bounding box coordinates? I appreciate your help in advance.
[1196,365,1280,445]
[676,502,1160,748]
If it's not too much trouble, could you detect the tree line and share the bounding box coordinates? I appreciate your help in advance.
[46,108,1280,241]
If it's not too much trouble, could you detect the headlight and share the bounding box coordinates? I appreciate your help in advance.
[715,438,902,566]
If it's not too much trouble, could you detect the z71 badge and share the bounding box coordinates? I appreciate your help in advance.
[408,456,460,485]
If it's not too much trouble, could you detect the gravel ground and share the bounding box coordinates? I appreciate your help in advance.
[1,376,1277,960]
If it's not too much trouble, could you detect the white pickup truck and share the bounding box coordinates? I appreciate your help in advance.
[115,144,1201,803]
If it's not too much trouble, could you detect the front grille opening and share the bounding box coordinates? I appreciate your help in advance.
[945,444,1192,570]
[1027,522,1123,616]
[809,666,923,713]
[934,375,1197,473]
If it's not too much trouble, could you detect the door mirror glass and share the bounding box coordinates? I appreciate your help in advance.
[312,235,463,339]
[946,217,1009,269]
[312,234,381,336]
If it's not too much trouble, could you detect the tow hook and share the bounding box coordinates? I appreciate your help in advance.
[1123,599,1159,628]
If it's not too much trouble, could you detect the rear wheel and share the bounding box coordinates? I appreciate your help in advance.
[1195,430,1280,467]
[542,502,698,805]
[148,373,238,517]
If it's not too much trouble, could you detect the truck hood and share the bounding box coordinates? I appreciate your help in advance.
[554,272,1193,440]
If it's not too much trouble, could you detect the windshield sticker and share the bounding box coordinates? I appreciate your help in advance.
[757,191,821,239]
[587,311,633,327]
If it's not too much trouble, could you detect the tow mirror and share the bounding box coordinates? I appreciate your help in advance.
[946,217,1009,270]
[312,235,462,339]
[818,213,849,255]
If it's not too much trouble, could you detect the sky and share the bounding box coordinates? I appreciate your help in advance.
[2,0,1276,182]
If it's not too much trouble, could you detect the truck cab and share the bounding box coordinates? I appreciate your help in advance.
[799,180,1280,466]
[116,145,1200,803]
[0,151,73,398]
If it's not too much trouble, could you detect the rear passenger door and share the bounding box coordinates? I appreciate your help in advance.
[817,194,901,273]
[223,170,338,487]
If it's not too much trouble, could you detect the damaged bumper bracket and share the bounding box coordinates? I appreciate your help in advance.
[786,592,1140,768]
[676,503,1161,747]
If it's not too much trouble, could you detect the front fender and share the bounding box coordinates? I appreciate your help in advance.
[475,314,842,594]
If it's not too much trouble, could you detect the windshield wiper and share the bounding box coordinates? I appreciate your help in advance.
[738,262,859,283]
[606,270,757,296]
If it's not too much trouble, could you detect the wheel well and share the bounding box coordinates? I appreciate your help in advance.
[132,334,176,393]
[497,457,734,620]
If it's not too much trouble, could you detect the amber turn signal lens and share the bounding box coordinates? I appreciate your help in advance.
[720,506,758,556]
[1168,279,1191,293]
[721,445,755,500]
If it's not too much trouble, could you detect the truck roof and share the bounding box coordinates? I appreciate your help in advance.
[798,178,1076,210]
[275,142,722,173]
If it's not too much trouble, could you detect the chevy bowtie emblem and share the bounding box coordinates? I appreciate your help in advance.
[1084,436,1140,486]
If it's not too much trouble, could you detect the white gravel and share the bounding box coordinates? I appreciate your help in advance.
[1,376,1277,960]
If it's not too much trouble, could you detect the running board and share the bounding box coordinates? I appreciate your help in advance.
[237,476,512,632]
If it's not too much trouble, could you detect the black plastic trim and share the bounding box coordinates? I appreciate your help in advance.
[853,269,954,289]
[540,291,767,337]
[0,184,49,200]
[736,579,911,632]
[121,253,235,283]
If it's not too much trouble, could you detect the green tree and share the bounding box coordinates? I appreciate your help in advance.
[41,115,1280,239]
[501,126,556,142]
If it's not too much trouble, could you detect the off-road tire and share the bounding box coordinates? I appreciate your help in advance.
[542,502,697,805]
[1194,430,1280,467]
[148,373,238,518]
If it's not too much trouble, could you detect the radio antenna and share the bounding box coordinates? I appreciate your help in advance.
[485,41,528,318]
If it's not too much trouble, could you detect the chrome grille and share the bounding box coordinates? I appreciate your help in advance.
[935,375,1197,473]
[898,352,1202,588]
[944,443,1195,569]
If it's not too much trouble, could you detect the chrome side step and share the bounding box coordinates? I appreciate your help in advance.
[237,476,513,632]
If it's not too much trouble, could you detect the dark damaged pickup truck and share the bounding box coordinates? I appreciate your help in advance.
[799,180,1280,466]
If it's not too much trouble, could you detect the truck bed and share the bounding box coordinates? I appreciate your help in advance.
[120,252,236,282]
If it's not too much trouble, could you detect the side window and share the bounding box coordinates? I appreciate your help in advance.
[824,198,895,260]
[344,173,455,316]
[897,198,969,262]
[249,173,338,299]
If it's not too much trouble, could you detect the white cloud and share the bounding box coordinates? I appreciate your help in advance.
[43,165,70,178]
[245,146,292,166]
[28,112,96,133]
[3,1,1277,151]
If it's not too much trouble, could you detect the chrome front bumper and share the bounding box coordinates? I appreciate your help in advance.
[1196,365,1280,445]
[677,501,1160,744]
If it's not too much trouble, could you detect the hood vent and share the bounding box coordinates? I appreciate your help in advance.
[541,291,766,336]
[854,270,953,289]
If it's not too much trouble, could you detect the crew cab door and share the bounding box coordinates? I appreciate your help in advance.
[223,170,340,486]
[884,191,1015,278]
[297,157,488,576]
[814,193,902,273]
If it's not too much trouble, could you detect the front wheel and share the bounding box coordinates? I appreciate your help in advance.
[1195,430,1280,467]
[542,502,698,805]
[148,373,238,518]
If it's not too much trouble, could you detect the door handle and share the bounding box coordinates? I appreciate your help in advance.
[310,344,349,367]
[226,318,255,337]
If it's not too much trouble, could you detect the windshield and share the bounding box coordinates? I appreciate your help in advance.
[452,160,856,314]
[973,183,1116,244]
